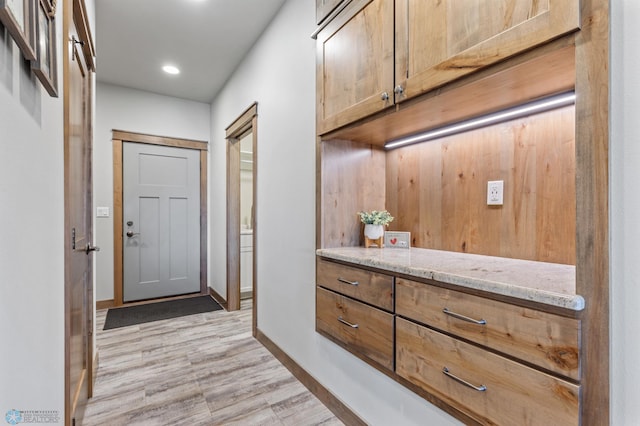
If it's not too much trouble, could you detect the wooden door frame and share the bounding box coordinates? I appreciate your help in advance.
[64,0,96,424]
[112,130,209,306]
[226,103,258,331]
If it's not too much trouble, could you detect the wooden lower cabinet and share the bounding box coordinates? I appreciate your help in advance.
[315,257,582,423]
[317,258,394,311]
[316,286,394,370]
[396,318,579,425]
[396,278,580,380]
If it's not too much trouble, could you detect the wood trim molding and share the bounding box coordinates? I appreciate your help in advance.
[255,329,367,426]
[112,131,209,306]
[208,287,228,311]
[72,0,95,71]
[226,102,258,316]
[225,103,258,137]
[574,0,610,424]
[112,130,208,151]
[113,139,123,306]
[91,352,98,398]
[226,135,241,312]
[200,150,208,295]
[96,299,115,310]
[250,117,258,336]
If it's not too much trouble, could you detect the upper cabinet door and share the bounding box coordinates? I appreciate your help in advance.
[316,0,395,135]
[316,0,345,25]
[395,0,581,102]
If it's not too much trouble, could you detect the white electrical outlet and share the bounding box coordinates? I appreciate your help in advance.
[487,180,504,205]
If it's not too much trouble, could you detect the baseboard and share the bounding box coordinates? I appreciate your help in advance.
[240,290,253,300]
[96,299,115,310]
[208,287,228,310]
[255,328,366,426]
[90,352,99,398]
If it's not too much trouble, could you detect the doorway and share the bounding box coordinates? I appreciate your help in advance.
[64,0,96,424]
[122,142,201,302]
[239,133,254,301]
[112,131,209,306]
[226,103,257,333]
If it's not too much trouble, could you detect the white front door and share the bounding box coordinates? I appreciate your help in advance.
[122,142,201,302]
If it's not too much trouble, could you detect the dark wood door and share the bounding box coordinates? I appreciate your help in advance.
[64,0,95,424]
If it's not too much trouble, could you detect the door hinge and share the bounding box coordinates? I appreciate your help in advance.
[72,228,76,250]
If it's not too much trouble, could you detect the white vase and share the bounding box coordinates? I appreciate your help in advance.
[364,224,384,239]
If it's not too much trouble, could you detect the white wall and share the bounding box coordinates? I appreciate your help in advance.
[208,1,461,424]
[610,1,640,424]
[94,83,210,301]
[0,4,70,424]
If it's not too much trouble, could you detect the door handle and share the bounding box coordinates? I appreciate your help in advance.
[126,230,140,238]
[85,243,100,255]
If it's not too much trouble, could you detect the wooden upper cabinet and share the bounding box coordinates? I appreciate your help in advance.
[395,0,581,102]
[316,0,395,135]
[316,0,345,25]
[316,0,580,135]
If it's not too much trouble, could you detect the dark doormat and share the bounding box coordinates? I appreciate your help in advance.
[103,295,223,330]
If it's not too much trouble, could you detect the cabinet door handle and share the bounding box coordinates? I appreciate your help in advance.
[381,92,389,101]
[442,307,487,325]
[337,277,359,286]
[442,367,487,392]
[394,85,404,95]
[337,316,359,329]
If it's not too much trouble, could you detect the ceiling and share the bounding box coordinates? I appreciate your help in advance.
[95,0,287,103]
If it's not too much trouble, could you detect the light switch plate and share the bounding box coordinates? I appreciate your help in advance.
[96,206,110,217]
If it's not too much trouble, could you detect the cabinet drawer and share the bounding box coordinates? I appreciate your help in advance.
[316,287,394,370]
[396,318,579,426]
[317,258,393,311]
[396,278,580,380]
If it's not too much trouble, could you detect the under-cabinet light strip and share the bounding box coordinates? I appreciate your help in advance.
[384,91,576,150]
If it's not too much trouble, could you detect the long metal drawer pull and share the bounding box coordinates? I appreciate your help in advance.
[442,367,487,392]
[337,316,359,329]
[337,277,359,286]
[442,307,487,325]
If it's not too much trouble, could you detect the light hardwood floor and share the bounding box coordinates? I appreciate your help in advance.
[84,300,343,426]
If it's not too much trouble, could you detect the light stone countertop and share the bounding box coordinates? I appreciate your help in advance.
[316,247,584,311]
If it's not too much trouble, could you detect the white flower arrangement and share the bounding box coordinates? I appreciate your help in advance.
[358,210,394,226]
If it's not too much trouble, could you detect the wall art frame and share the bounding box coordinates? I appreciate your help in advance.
[43,0,53,13]
[0,0,36,60]
[31,0,56,97]
[384,231,411,249]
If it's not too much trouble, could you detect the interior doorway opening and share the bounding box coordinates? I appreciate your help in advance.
[112,131,209,307]
[239,132,254,301]
[226,103,258,334]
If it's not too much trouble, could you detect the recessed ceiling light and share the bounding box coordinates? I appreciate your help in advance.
[162,65,180,75]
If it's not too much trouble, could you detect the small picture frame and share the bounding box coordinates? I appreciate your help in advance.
[42,0,53,13]
[384,231,411,249]
[0,0,36,60]
[31,0,56,97]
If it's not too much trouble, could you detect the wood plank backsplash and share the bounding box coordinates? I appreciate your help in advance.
[386,105,576,265]
[320,139,387,248]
